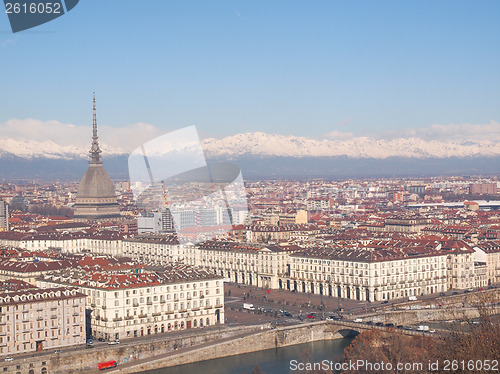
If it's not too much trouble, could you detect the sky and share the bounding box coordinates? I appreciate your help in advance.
[1,0,500,148]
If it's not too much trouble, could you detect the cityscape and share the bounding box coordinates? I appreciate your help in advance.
[0,110,499,372]
[2,1,500,373]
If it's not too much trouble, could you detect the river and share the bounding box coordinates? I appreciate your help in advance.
[137,338,354,374]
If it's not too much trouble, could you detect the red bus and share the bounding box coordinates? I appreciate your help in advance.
[98,360,117,370]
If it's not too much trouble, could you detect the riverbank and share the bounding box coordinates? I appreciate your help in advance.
[137,338,354,374]
[0,321,356,374]
[0,324,263,374]
[94,321,348,374]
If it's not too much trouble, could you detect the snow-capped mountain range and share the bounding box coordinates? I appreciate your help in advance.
[0,137,123,159]
[1,132,499,160]
[204,132,499,159]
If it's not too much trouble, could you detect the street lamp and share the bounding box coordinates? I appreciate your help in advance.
[321,291,324,320]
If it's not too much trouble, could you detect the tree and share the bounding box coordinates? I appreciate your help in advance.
[343,329,437,374]
[434,292,500,373]
[343,292,500,374]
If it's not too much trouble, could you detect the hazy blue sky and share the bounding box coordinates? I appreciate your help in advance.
[1,0,499,141]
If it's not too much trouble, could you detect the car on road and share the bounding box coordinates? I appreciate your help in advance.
[307,313,316,319]
[98,338,105,342]
[326,315,342,321]
[281,311,292,317]
[4,357,13,362]
[243,303,256,311]
[258,307,273,313]
[488,285,495,289]
[452,291,459,295]
[366,321,373,325]
[381,300,389,304]
[439,292,446,296]
[353,318,363,323]
[375,322,384,326]
[429,329,436,333]
[385,323,395,327]
[86,339,93,345]
[404,326,413,330]
[55,350,62,354]
[108,340,120,345]
[397,325,404,329]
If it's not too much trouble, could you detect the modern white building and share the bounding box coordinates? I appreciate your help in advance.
[137,212,163,234]
[0,201,8,231]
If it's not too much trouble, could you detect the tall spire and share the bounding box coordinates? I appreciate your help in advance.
[89,93,103,164]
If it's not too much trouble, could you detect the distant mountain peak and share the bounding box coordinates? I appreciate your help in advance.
[201,132,500,159]
[0,137,124,160]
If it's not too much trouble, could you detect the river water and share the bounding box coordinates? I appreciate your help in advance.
[137,338,354,374]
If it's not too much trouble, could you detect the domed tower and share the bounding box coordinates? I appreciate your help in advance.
[73,95,121,220]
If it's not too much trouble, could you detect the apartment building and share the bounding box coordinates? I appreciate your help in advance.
[440,240,477,290]
[384,215,432,233]
[0,259,75,285]
[185,241,296,289]
[37,264,224,341]
[474,241,500,285]
[0,287,86,356]
[0,231,125,256]
[288,241,448,302]
[122,235,185,263]
[246,224,320,243]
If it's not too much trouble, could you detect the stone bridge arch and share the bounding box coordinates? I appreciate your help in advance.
[333,328,360,339]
